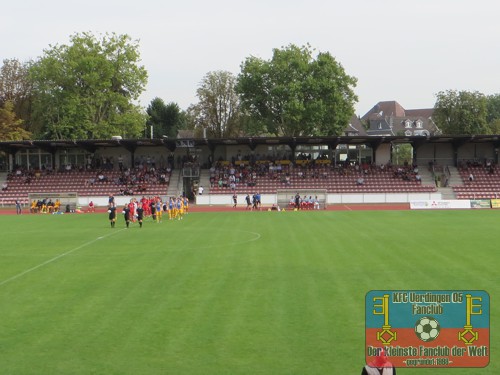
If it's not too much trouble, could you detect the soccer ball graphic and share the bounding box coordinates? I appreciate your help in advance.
[415,316,440,342]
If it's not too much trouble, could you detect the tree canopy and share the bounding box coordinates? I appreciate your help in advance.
[236,44,357,137]
[0,59,34,133]
[433,90,489,135]
[29,32,148,140]
[187,71,241,138]
[0,101,32,141]
[146,98,184,138]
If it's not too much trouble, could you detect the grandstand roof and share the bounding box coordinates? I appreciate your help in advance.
[1,135,500,154]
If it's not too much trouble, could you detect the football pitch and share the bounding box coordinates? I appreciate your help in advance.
[0,209,497,374]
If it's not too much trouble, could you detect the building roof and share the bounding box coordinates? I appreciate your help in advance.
[344,115,367,136]
[361,101,406,121]
[405,108,434,118]
[361,101,435,121]
[362,100,439,137]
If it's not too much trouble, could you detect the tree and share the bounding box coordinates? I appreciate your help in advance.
[236,44,358,137]
[0,101,32,140]
[29,32,148,140]
[485,94,500,134]
[488,119,500,134]
[187,71,241,138]
[487,94,500,123]
[0,58,34,132]
[146,98,184,138]
[433,90,488,135]
[392,143,413,165]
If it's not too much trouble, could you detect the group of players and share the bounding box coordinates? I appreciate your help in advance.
[30,198,61,213]
[107,195,189,228]
[290,194,321,210]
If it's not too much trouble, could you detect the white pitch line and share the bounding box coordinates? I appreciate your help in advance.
[0,228,126,287]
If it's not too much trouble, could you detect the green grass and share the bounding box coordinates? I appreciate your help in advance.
[0,210,498,374]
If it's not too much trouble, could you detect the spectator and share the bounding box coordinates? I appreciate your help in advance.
[314,196,320,210]
[97,172,108,182]
[118,155,124,171]
[469,173,474,182]
[362,349,396,375]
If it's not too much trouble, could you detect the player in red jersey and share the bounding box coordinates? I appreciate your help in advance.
[128,199,135,223]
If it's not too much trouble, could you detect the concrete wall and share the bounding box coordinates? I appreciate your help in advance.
[194,192,442,206]
[77,195,162,208]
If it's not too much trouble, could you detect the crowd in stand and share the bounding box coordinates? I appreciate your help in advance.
[6,160,172,197]
[83,166,172,196]
[458,159,497,174]
[208,155,426,192]
[208,151,333,190]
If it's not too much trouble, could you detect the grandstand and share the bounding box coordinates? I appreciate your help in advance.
[452,164,500,199]
[0,168,170,206]
[1,135,500,207]
[206,161,436,194]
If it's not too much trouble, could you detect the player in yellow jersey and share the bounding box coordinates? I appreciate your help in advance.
[54,199,61,213]
[155,197,162,223]
[168,197,175,220]
[176,197,184,220]
[183,196,189,214]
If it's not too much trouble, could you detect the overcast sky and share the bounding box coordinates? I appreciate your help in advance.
[2,0,499,116]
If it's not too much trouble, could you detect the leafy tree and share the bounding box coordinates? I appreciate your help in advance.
[29,32,148,139]
[487,94,500,122]
[433,90,488,135]
[0,101,32,140]
[238,113,268,136]
[488,119,500,134]
[392,143,413,165]
[485,94,500,134]
[236,44,358,136]
[146,98,184,138]
[184,104,203,137]
[188,71,241,138]
[0,58,34,132]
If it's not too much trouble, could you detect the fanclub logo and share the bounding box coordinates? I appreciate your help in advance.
[365,290,490,368]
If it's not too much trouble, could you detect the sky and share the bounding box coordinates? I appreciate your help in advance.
[2,0,500,116]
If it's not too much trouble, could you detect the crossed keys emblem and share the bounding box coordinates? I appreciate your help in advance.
[373,294,397,345]
[458,294,481,345]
